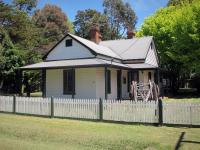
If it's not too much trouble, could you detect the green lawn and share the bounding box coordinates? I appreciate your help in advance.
[30,92,42,97]
[0,114,200,150]
[163,98,200,102]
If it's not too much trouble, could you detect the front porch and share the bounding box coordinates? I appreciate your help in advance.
[20,66,159,100]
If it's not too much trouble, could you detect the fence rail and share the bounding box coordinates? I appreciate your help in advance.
[0,96,200,126]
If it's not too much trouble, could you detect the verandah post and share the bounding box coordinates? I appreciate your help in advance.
[13,95,16,113]
[42,69,46,98]
[158,99,163,125]
[105,66,108,100]
[51,96,54,118]
[99,98,103,121]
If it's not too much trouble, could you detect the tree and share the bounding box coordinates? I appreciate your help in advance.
[32,4,73,54]
[12,0,38,13]
[167,0,194,6]
[137,0,200,93]
[0,1,42,94]
[103,0,137,39]
[74,9,111,40]
[0,1,40,51]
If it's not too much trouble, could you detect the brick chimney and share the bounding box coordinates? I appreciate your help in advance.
[127,30,135,39]
[89,26,102,44]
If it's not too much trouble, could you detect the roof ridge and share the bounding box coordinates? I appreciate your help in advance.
[119,38,140,55]
[103,45,123,59]
[69,33,122,59]
[100,36,153,43]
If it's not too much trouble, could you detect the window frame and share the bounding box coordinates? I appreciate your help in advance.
[65,39,72,47]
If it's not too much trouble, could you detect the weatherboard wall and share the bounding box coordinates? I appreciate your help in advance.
[46,68,119,99]
[46,36,94,61]
[46,68,96,99]
[145,45,158,67]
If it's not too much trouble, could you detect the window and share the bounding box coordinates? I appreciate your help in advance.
[63,69,75,94]
[65,39,72,47]
[107,70,111,94]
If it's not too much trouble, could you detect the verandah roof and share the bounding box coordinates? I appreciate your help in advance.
[20,58,128,70]
[20,58,157,70]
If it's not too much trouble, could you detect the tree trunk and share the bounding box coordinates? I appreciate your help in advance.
[0,79,4,89]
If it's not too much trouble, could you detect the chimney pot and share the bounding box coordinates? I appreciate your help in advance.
[89,26,102,44]
[127,30,135,39]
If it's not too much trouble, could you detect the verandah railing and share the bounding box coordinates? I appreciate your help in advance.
[0,96,200,126]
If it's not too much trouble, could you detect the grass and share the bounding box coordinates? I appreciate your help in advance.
[30,92,42,97]
[163,97,200,102]
[0,114,200,150]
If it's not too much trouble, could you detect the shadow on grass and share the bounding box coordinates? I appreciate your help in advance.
[175,132,200,150]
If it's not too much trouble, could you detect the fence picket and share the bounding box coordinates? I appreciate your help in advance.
[102,99,159,123]
[0,96,200,125]
[53,98,99,119]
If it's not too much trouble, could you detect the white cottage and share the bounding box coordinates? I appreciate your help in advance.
[21,29,159,100]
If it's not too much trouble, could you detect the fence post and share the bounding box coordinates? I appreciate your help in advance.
[189,104,192,127]
[13,95,16,113]
[51,97,54,118]
[99,98,103,121]
[158,99,163,125]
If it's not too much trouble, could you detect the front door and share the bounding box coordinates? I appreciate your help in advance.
[117,70,122,99]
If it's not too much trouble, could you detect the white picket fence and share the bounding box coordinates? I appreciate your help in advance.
[0,96,13,112]
[0,96,200,126]
[163,102,200,125]
[54,98,99,119]
[16,97,51,116]
[103,100,158,123]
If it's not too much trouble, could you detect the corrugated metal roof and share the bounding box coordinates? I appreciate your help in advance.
[127,63,157,69]
[20,58,129,70]
[69,34,121,59]
[21,58,157,70]
[100,36,153,60]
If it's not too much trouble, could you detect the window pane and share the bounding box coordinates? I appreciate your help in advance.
[65,39,72,47]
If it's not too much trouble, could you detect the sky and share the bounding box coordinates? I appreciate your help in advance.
[5,0,169,30]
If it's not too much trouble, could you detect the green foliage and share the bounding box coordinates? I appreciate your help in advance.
[138,0,200,92]
[167,0,194,6]
[0,1,42,94]
[12,0,37,13]
[74,9,111,40]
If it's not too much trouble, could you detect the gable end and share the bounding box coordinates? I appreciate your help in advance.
[44,34,98,61]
